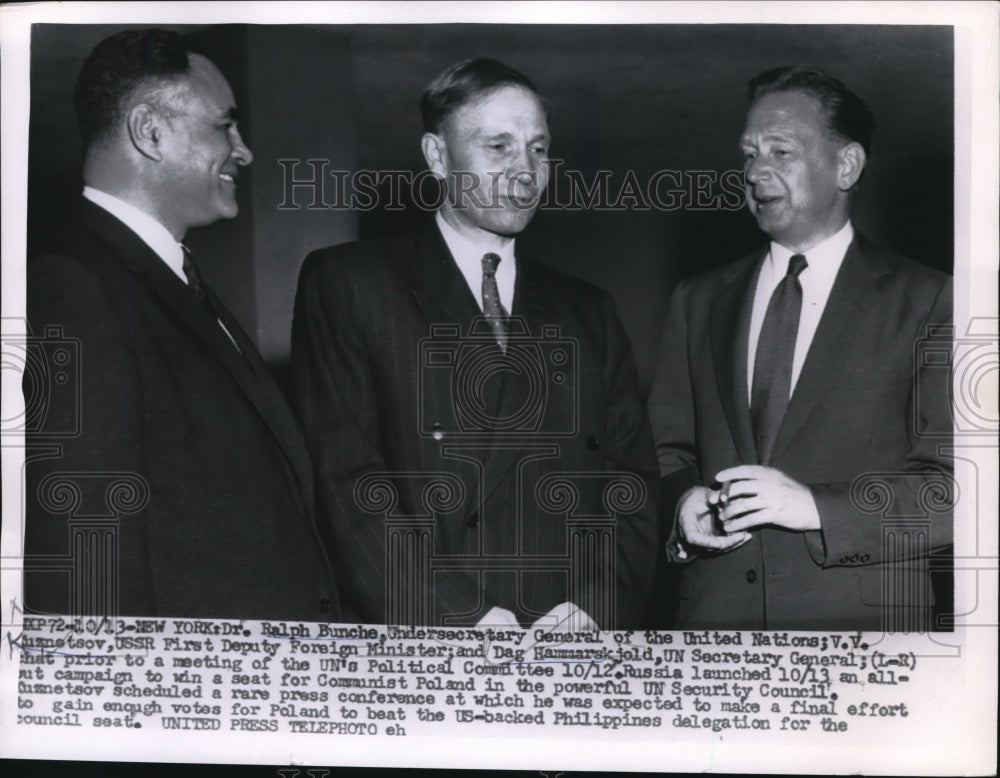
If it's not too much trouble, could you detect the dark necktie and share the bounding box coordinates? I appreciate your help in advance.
[181,245,213,311]
[181,245,243,354]
[481,252,509,352]
[751,253,808,463]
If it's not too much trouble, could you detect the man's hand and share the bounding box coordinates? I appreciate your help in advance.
[713,465,821,533]
[530,602,598,633]
[678,485,751,552]
[476,606,521,629]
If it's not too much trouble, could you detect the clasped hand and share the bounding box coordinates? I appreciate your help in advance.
[678,465,820,552]
[475,602,598,632]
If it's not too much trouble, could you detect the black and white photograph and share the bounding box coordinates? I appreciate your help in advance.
[1,2,996,776]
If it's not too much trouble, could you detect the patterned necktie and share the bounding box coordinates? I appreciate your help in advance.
[181,245,241,354]
[481,252,509,352]
[751,253,808,463]
[181,245,211,308]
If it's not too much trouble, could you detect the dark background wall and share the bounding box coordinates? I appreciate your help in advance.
[28,23,953,393]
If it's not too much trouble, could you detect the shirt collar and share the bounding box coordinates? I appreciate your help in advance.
[83,186,186,283]
[435,210,517,270]
[767,220,855,281]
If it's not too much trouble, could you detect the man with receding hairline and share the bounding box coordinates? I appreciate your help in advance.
[645,66,952,630]
[293,58,658,630]
[24,29,340,621]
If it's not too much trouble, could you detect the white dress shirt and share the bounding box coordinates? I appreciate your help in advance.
[746,221,854,401]
[83,186,187,283]
[435,211,516,313]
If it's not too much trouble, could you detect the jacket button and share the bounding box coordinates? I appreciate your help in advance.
[319,598,332,612]
[745,569,757,584]
[586,435,600,451]
[465,513,479,528]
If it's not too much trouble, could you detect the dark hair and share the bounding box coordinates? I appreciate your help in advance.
[420,57,540,133]
[748,65,875,155]
[74,28,197,148]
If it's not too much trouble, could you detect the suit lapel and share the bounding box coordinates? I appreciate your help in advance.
[510,255,559,330]
[409,223,485,330]
[711,251,764,465]
[506,253,561,431]
[768,234,889,464]
[82,201,312,503]
[206,290,315,503]
[408,221,509,435]
[409,219,515,415]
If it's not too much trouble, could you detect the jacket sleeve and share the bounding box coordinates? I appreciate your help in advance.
[645,281,703,562]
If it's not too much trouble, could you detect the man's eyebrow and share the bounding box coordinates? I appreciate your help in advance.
[479,131,551,144]
[763,131,797,140]
[222,107,240,122]
[740,131,797,145]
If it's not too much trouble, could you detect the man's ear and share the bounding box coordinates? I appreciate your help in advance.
[127,103,164,161]
[837,141,866,191]
[421,132,447,177]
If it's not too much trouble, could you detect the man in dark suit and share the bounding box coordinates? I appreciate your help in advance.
[24,29,340,622]
[293,58,658,630]
[646,66,953,630]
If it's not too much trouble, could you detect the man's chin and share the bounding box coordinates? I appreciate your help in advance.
[751,211,787,238]
[489,209,538,236]
[214,201,240,222]
[445,205,537,239]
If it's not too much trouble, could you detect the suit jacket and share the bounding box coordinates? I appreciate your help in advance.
[292,221,659,628]
[24,199,340,622]
[646,233,953,630]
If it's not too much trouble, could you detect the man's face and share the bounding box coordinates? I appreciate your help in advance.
[156,54,253,236]
[740,89,852,252]
[430,84,550,238]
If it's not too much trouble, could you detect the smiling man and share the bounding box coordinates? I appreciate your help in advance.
[24,29,340,622]
[293,58,658,629]
[644,66,953,630]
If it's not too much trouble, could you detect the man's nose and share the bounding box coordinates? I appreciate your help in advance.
[508,167,539,190]
[231,128,254,166]
[507,148,541,187]
[745,155,768,184]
